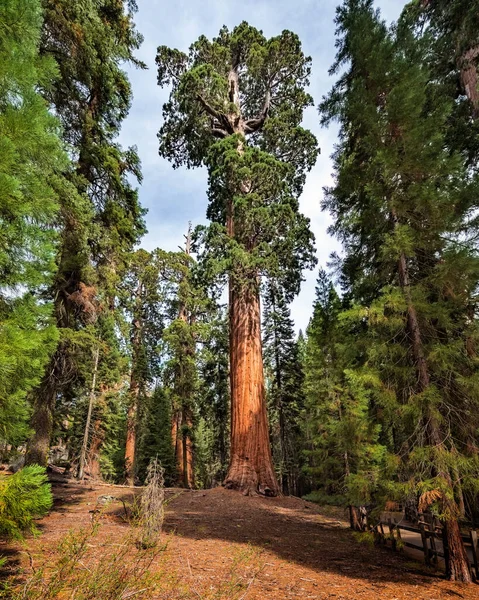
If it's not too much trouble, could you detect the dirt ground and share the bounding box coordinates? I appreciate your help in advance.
[1,480,478,599]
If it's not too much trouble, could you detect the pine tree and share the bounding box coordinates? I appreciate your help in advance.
[0,0,71,452]
[196,310,230,487]
[302,270,385,529]
[137,386,176,486]
[320,0,479,581]
[157,23,318,495]
[263,282,305,495]
[0,465,52,540]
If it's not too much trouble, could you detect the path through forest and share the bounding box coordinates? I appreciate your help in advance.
[2,481,478,599]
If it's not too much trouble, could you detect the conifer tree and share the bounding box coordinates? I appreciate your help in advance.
[263,282,305,495]
[302,270,385,529]
[157,23,318,495]
[196,311,230,487]
[0,0,72,451]
[25,0,145,466]
[120,249,164,485]
[321,0,479,581]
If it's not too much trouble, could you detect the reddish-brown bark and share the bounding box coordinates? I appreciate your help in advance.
[224,282,279,496]
[459,47,479,119]
[124,383,139,485]
[220,64,279,496]
[171,408,194,488]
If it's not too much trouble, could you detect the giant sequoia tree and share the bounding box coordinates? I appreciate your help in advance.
[157,23,318,495]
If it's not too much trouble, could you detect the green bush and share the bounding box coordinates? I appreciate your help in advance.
[0,465,52,539]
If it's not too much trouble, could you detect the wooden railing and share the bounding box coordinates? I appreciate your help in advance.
[376,516,479,577]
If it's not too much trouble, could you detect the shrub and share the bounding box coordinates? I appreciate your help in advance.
[0,465,52,539]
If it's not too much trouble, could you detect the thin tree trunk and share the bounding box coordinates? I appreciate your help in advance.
[78,346,99,480]
[124,380,139,485]
[395,234,472,582]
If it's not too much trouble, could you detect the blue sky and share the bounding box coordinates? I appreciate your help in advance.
[119,0,407,332]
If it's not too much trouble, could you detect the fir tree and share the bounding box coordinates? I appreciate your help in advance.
[26,0,146,467]
[321,0,479,581]
[302,270,385,528]
[263,282,305,495]
[196,310,230,487]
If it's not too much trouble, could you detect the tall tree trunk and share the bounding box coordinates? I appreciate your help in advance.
[396,238,472,582]
[78,346,99,480]
[24,375,57,467]
[222,69,279,495]
[183,408,194,488]
[125,287,143,485]
[124,380,139,485]
[171,225,195,489]
[224,282,279,496]
[172,409,185,485]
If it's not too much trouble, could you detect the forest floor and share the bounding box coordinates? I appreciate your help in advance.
[1,480,478,599]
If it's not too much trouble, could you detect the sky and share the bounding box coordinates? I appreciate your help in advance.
[119,0,407,333]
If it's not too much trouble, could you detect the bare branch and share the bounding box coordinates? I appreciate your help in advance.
[244,90,271,134]
[196,94,223,121]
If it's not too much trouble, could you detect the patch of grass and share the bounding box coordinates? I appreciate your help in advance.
[0,516,169,600]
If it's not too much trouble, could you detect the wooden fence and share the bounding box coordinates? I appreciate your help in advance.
[376,515,479,578]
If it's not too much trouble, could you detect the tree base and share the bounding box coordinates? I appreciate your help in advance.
[223,459,280,497]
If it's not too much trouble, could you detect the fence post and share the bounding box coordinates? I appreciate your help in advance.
[387,518,397,551]
[470,530,478,579]
[396,523,403,550]
[419,522,431,566]
[428,527,438,565]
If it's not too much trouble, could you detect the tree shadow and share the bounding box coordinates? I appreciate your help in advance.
[162,487,451,590]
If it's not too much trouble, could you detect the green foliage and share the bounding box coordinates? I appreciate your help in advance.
[196,312,230,487]
[263,282,306,495]
[0,466,52,540]
[317,0,479,530]
[137,387,176,485]
[302,269,386,507]
[0,0,69,449]
[157,22,317,300]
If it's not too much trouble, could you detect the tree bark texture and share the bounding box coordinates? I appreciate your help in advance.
[171,408,194,488]
[125,299,143,485]
[224,283,280,496]
[459,47,479,119]
[124,381,139,485]
[220,65,279,495]
[24,376,56,467]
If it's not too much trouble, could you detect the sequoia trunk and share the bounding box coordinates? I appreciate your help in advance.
[224,282,280,495]
[124,381,139,485]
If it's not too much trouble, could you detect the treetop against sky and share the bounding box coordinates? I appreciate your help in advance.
[118,0,406,332]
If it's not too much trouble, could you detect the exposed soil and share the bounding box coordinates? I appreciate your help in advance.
[2,480,478,599]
